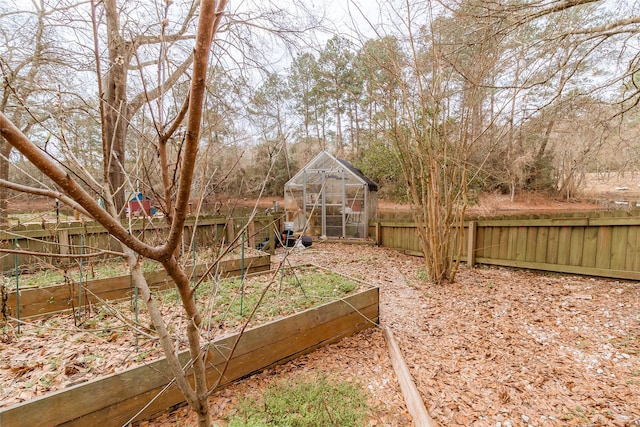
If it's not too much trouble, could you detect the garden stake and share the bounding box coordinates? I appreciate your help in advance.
[13,238,20,334]
[240,219,245,315]
[130,254,139,352]
[78,234,84,320]
[192,231,197,303]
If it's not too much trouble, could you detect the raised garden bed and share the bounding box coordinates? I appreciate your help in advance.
[0,265,379,426]
[2,250,270,320]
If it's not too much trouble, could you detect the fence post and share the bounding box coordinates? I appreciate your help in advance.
[226,218,235,245]
[58,229,69,256]
[467,221,476,267]
[375,221,381,246]
[269,220,277,255]
[248,220,256,249]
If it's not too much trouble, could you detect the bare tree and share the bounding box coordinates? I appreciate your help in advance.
[0,0,61,223]
[0,1,228,425]
[97,0,202,214]
[363,0,509,283]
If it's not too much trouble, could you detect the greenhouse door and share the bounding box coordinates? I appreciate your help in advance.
[322,170,345,238]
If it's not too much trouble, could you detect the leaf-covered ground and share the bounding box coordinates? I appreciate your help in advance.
[147,242,640,426]
[2,241,639,426]
[0,263,364,410]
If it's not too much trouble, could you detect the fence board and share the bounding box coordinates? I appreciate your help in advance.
[499,227,509,259]
[370,211,640,282]
[534,226,548,264]
[507,227,518,260]
[596,226,613,270]
[491,227,501,259]
[525,227,537,263]
[569,227,585,266]
[610,226,629,271]
[630,226,640,271]
[515,226,528,262]
[557,226,572,265]
[583,227,599,268]
[546,227,559,264]
[476,225,486,258]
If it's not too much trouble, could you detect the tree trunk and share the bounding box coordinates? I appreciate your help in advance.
[335,93,343,155]
[103,0,130,214]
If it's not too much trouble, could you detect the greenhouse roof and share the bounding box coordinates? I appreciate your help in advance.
[286,151,378,192]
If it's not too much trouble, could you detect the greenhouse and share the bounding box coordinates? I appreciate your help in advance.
[284,151,378,239]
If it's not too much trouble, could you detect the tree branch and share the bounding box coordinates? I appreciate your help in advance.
[165,0,227,255]
[0,179,90,216]
[0,112,166,260]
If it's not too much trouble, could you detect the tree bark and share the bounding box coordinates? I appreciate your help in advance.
[103,0,130,214]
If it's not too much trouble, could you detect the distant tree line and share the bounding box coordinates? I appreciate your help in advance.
[3,1,640,219]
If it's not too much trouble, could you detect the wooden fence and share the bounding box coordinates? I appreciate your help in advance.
[0,215,280,274]
[370,211,640,281]
[4,211,639,282]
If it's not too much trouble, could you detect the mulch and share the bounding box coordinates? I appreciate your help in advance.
[144,242,640,426]
[2,240,638,425]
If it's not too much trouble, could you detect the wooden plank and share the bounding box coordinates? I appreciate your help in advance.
[582,226,599,268]
[631,225,640,271]
[412,226,421,252]
[467,222,476,266]
[498,227,509,260]
[595,226,613,270]
[490,226,501,259]
[534,226,548,264]
[507,227,518,260]
[557,226,572,266]
[477,217,591,227]
[477,216,640,228]
[584,217,640,227]
[0,287,379,427]
[475,225,486,258]
[610,225,629,271]
[58,230,70,256]
[384,327,438,427]
[376,221,418,228]
[568,226,584,266]
[474,257,640,281]
[625,225,638,271]
[515,226,528,262]
[525,227,538,263]
[546,227,559,265]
